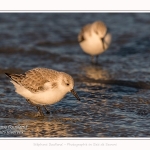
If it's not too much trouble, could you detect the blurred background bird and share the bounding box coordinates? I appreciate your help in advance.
[78,21,112,64]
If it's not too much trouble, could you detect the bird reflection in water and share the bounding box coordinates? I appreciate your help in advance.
[83,65,110,80]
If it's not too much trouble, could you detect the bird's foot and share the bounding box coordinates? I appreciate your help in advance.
[35,112,44,117]
[43,105,50,114]
[36,106,45,117]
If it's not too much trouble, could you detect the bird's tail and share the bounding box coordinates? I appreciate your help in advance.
[5,73,12,79]
[5,73,25,85]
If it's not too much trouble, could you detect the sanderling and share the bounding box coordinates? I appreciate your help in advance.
[78,21,112,64]
[5,67,80,116]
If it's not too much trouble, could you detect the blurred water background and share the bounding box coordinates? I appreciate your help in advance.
[0,13,150,137]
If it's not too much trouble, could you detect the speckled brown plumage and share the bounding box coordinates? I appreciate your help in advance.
[6,68,60,93]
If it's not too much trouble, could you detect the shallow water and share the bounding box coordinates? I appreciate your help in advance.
[0,13,150,137]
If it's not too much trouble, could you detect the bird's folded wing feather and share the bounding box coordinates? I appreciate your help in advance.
[20,69,49,92]
[8,68,59,93]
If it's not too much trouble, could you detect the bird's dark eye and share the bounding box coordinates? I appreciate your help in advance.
[66,83,69,86]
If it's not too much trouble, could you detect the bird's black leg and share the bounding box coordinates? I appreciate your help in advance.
[26,99,45,116]
[43,105,50,114]
[36,106,44,116]
[91,55,99,65]
[96,55,99,65]
[26,99,35,106]
[91,56,95,64]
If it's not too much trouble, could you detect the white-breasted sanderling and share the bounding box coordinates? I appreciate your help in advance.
[78,21,112,64]
[5,67,80,116]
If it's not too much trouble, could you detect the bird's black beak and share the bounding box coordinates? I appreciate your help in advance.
[71,89,80,101]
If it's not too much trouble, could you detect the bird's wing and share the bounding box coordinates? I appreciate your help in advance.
[6,68,59,93]
[21,68,49,92]
[5,73,25,85]
[78,23,92,42]
[92,21,107,38]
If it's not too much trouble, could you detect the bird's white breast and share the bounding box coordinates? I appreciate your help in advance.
[80,32,104,56]
[11,81,68,105]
